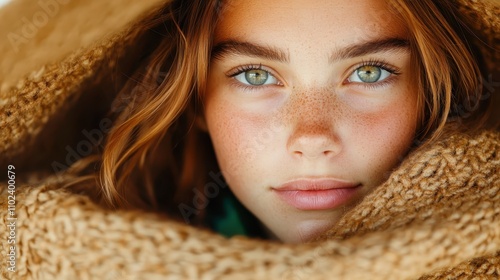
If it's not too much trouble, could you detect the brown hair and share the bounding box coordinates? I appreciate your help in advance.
[390,0,493,142]
[66,0,495,223]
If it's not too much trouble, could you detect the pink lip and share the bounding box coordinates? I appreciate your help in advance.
[272,179,361,210]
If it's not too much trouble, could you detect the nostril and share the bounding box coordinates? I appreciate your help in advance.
[289,137,341,158]
[323,150,334,156]
[293,149,336,159]
[293,150,303,157]
[287,126,341,159]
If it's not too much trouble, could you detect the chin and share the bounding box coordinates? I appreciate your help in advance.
[271,219,338,244]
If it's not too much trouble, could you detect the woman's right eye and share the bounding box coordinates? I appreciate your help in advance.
[348,65,392,84]
[232,69,280,86]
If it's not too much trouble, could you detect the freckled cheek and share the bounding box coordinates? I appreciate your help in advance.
[347,101,417,183]
[206,100,272,173]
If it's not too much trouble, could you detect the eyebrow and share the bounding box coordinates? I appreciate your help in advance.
[212,40,290,62]
[211,38,409,63]
[329,38,410,63]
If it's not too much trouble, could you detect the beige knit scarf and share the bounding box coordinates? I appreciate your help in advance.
[0,0,499,279]
[1,130,499,279]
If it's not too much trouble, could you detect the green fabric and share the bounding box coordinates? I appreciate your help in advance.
[210,194,248,237]
[206,187,265,238]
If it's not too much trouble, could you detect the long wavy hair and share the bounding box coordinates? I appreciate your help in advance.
[67,0,496,225]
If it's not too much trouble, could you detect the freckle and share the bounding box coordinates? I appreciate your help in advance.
[278,87,348,135]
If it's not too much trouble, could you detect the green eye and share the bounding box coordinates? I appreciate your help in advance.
[348,65,391,84]
[233,68,279,86]
[245,69,269,85]
[357,66,381,83]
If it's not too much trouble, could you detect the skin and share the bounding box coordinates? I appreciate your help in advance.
[203,0,418,243]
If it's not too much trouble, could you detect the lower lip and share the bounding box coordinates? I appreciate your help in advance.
[273,187,361,210]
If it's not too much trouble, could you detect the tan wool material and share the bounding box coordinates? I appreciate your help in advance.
[1,0,499,279]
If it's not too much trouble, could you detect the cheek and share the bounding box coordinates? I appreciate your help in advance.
[205,98,272,185]
[346,93,418,184]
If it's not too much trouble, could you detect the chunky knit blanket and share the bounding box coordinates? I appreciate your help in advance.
[1,131,499,279]
[0,0,499,279]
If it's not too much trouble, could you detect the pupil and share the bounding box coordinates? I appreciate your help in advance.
[246,70,268,85]
[357,66,381,83]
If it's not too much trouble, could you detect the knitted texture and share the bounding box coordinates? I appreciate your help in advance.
[0,0,499,279]
[0,0,167,166]
[0,131,499,279]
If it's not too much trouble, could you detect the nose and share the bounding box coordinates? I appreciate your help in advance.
[286,92,341,159]
[287,123,341,159]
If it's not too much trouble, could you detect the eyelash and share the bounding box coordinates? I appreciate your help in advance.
[226,60,402,91]
[356,59,400,76]
[346,59,401,89]
[228,64,264,76]
[226,64,281,91]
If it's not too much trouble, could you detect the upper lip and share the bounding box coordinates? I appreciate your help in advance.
[273,178,360,191]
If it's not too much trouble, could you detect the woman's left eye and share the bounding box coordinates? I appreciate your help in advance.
[347,65,392,84]
[233,69,279,86]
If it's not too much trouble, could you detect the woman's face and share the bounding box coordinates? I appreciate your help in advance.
[204,0,418,243]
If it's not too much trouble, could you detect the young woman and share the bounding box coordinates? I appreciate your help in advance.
[0,0,498,278]
[73,0,495,243]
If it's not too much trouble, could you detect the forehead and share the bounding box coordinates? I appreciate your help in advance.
[215,0,408,45]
